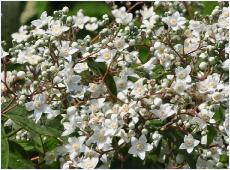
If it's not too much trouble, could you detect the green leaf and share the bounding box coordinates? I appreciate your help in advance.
[213,105,225,122]
[202,1,218,16]
[104,74,117,96]
[220,154,229,163]
[8,140,34,169]
[1,125,9,169]
[207,125,217,145]
[87,59,117,96]
[69,2,112,18]
[6,106,60,137]
[138,46,150,64]
[35,1,48,16]
[44,137,60,151]
[151,65,167,81]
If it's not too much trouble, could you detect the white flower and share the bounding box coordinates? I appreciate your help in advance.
[116,129,130,145]
[65,136,86,160]
[158,53,174,68]
[179,134,200,153]
[188,20,205,37]
[142,15,158,30]
[47,20,69,36]
[17,48,42,65]
[62,115,83,136]
[74,62,89,73]
[31,11,52,28]
[85,23,98,31]
[113,37,129,51]
[88,83,106,98]
[128,134,153,160]
[211,91,225,102]
[95,48,116,64]
[218,7,229,29]
[78,157,99,169]
[192,109,215,129]
[104,114,122,136]
[73,10,89,29]
[114,76,129,92]
[222,59,229,71]
[88,98,106,113]
[151,103,176,120]
[58,41,78,62]
[1,46,9,58]
[197,73,224,93]
[154,41,167,57]
[25,94,52,123]
[139,57,157,72]
[162,12,186,31]
[61,63,82,92]
[63,74,81,92]
[112,7,133,25]
[11,26,29,43]
[175,65,191,83]
[171,80,189,95]
[87,127,112,151]
[130,78,147,98]
[140,6,155,20]
[152,131,162,147]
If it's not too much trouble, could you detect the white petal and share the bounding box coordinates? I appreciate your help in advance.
[137,151,146,160]
[187,148,193,153]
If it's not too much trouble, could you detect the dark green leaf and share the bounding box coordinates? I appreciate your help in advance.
[69,2,112,18]
[138,46,150,64]
[36,1,48,16]
[105,74,117,96]
[87,59,117,96]
[213,105,225,122]
[8,140,34,169]
[202,1,218,16]
[220,154,229,163]
[1,125,9,169]
[207,125,217,145]
[6,106,60,137]
[151,65,167,81]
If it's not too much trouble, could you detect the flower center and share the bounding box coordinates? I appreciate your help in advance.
[208,81,217,89]
[185,139,193,147]
[116,40,124,49]
[212,93,221,101]
[34,101,42,109]
[223,11,229,18]
[84,161,93,169]
[72,143,79,150]
[98,134,105,142]
[117,80,126,89]
[136,143,144,151]
[170,18,177,26]
[52,25,61,34]
[178,72,186,79]
[103,52,111,60]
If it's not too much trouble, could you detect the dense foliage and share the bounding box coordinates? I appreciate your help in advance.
[1,1,229,169]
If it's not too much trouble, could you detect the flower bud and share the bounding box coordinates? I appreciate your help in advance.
[17,71,26,79]
[141,128,148,135]
[199,62,208,70]
[67,106,76,115]
[62,6,69,14]
[153,97,162,106]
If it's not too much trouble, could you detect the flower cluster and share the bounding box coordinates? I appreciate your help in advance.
[1,1,229,169]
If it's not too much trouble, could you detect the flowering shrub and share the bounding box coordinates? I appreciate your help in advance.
[1,1,229,169]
